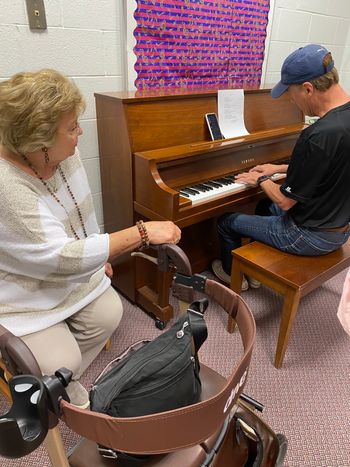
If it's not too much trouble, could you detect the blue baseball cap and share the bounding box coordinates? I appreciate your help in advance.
[271,44,334,98]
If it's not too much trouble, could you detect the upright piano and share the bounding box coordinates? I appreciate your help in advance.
[94,87,304,326]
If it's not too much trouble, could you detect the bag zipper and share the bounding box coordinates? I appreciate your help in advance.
[93,339,150,385]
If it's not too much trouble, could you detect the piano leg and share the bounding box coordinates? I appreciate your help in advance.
[136,267,174,329]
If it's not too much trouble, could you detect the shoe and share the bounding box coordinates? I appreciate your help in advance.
[211,260,249,291]
[211,259,230,284]
[65,381,90,409]
[247,276,261,289]
[241,276,249,291]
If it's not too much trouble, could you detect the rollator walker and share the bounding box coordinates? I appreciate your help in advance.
[0,244,287,466]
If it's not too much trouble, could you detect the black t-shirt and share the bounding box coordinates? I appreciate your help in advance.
[280,101,350,228]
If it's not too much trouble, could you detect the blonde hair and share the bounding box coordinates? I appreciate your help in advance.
[310,52,339,91]
[0,69,86,155]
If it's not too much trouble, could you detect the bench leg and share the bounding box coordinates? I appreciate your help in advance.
[227,261,243,333]
[274,288,301,368]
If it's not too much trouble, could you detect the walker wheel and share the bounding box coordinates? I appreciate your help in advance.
[155,319,166,330]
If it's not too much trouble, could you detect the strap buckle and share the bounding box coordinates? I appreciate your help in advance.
[174,272,206,291]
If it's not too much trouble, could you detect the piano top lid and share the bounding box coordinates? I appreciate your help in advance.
[94,85,276,103]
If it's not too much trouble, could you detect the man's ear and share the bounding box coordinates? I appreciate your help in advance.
[302,82,313,95]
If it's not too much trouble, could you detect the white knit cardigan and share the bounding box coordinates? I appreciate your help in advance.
[0,149,110,336]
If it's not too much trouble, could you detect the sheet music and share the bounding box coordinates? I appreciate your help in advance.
[218,89,249,139]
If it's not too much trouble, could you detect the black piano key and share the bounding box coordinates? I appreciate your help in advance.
[180,188,193,195]
[203,181,222,188]
[188,187,201,194]
[222,177,235,184]
[191,184,212,192]
[199,184,214,191]
[182,187,200,195]
[179,190,190,198]
[209,179,223,187]
[214,178,231,186]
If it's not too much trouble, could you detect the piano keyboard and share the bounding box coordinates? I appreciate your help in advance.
[179,173,285,205]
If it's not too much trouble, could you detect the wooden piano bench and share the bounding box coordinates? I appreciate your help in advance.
[228,239,350,369]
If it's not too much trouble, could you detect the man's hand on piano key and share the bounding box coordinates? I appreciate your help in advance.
[249,163,287,177]
[235,170,286,187]
[234,171,262,187]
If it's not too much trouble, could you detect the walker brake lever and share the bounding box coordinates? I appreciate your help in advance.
[130,251,158,265]
[131,244,192,274]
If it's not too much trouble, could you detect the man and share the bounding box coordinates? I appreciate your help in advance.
[212,44,350,289]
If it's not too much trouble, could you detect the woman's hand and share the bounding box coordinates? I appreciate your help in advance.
[108,221,182,260]
[145,221,181,245]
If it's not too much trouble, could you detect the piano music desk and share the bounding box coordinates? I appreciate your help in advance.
[228,240,350,368]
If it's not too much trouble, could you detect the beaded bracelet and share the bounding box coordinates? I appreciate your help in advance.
[136,220,150,250]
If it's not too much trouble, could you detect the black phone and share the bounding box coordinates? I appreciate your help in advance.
[205,113,224,141]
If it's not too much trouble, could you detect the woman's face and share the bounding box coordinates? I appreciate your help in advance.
[48,111,83,163]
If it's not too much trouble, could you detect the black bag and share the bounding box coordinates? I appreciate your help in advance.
[89,300,208,418]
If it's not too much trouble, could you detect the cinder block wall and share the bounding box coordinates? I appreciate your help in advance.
[0,0,124,230]
[263,0,350,91]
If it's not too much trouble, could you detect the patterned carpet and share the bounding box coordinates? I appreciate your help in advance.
[1,269,350,466]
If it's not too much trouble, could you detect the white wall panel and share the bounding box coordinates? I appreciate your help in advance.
[272,10,312,42]
[0,0,124,229]
[309,15,339,44]
[263,0,350,92]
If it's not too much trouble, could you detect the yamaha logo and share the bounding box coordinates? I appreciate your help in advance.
[241,157,255,165]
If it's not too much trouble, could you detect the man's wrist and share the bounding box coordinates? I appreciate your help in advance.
[256,175,271,186]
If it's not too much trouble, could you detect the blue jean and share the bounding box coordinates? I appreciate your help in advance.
[217,203,350,275]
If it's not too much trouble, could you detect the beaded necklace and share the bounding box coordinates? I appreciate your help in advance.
[20,153,88,240]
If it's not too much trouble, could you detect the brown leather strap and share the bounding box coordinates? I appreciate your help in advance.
[61,278,256,455]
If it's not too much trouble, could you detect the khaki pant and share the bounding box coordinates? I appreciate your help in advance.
[21,286,123,379]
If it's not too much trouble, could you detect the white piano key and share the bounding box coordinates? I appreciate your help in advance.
[179,173,286,205]
[186,181,248,205]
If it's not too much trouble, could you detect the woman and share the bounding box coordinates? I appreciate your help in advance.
[0,69,181,408]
